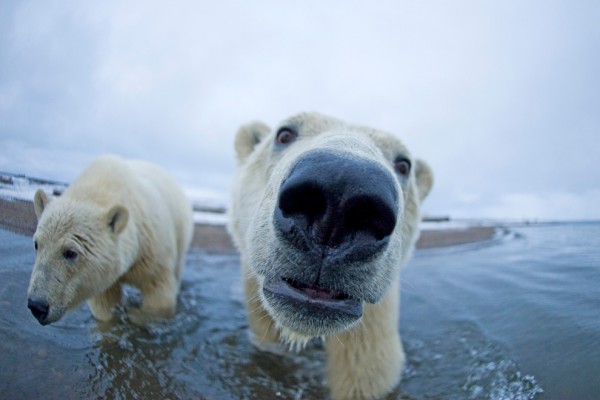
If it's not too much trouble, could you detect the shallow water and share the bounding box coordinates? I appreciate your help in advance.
[1,223,599,399]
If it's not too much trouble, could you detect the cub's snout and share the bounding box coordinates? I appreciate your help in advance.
[274,150,398,264]
[27,296,50,325]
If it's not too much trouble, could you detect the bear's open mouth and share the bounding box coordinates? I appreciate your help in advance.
[262,276,362,320]
[283,277,350,300]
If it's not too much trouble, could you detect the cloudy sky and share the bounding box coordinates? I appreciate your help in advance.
[1,0,598,220]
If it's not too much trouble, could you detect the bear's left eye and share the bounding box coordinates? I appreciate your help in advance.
[63,249,78,261]
[34,240,38,251]
[275,127,298,146]
[394,158,411,177]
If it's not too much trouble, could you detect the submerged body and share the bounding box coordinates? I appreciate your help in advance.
[27,155,193,325]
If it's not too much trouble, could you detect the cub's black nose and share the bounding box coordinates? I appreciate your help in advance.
[28,297,50,325]
[275,150,398,261]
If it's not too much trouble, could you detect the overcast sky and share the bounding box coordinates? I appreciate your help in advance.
[1,0,599,220]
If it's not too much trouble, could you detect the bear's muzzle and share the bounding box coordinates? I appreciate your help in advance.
[27,296,51,325]
[274,149,398,264]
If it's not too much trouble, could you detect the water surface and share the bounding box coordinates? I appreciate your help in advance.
[1,223,598,399]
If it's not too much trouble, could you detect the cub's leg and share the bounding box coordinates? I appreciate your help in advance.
[129,261,179,323]
[88,282,122,322]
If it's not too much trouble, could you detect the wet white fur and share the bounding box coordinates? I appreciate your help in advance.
[28,155,193,324]
[228,113,433,399]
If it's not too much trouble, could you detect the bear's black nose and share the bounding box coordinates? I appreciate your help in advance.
[28,297,50,325]
[275,150,398,262]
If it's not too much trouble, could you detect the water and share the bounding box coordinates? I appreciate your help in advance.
[1,223,599,399]
[400,223,600,399]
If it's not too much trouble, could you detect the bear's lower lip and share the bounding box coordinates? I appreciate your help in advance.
[262,277,362,319]
[283,277,350,300]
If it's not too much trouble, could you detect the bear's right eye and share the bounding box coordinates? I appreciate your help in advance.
[63,249,78,261]
[394,158,411,177]
[275,128,298,146]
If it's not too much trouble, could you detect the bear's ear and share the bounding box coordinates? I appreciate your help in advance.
[414,159,433,202]
[106,205,129,234]
[33,189,51,219]
[234,121,271,164]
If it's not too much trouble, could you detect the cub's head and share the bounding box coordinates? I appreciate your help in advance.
[228,112,432,345]
[27,189,129,325]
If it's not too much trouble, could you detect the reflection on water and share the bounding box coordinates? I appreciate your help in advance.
[1,224,599,399]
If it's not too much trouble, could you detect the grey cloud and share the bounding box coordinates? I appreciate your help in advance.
[0,0,599,220]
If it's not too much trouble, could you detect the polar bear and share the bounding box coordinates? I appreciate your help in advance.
[27,155,194,325]
[228,112,433,399]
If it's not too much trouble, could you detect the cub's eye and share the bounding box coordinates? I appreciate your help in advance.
[275,127,297,146]
[394,158,411,176]
[34,240,38,251]
[63,249,78,261]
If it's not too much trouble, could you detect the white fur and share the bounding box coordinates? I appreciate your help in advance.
[228,113,433,399]
[28,155,193,324]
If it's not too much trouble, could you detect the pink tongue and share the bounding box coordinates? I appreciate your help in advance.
[302,285,339,300]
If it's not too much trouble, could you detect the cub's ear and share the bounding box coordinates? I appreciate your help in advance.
[33,189,51,219]
[414,159,433,202]
[234,121,271,164]
[106,205,129,234]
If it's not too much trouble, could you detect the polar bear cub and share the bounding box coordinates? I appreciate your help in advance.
[27,155,193,325]
[228,112,433,399]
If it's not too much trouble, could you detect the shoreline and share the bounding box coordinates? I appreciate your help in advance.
[0,197,497,252]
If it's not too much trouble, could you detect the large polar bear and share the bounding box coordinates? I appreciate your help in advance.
[27,155,194,325]
[228,112,433,399]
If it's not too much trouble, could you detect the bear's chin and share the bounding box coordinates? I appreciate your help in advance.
[261,276,363,349]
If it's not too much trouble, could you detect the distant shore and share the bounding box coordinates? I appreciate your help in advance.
[0,197,496,253]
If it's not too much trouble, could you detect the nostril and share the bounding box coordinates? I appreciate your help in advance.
[345,196,397,241]
[28,297,49,323]
[278,182,327,225]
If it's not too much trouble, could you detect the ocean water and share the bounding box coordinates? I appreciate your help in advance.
[400,222,600,399]
[0,222,598,399]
